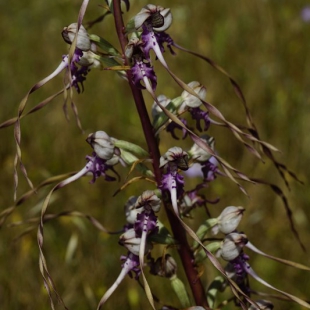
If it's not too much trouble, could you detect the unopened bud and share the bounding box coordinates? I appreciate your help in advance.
[86,131,115,160]
[181,81,206,108]
[218,233,248,261]
[125,37,142,59]
[153,254,177,278]
[216,206,245,234]
[152,94,171,119]
[105,154,120,166]
[77,51,101,68]
[124,196,140,224]
[188,135,214,163]
[62,23,91,51]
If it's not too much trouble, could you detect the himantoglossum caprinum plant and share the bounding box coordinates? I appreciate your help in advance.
[0,0,309,309]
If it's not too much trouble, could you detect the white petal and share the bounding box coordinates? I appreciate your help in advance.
[154,8,172,32]
[134,11,151,29]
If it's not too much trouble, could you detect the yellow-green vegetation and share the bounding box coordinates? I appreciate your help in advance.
[0,0,309,309]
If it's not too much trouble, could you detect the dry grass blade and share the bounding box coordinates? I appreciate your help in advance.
[251,178,306,252]
[139,229,156,310]
[71,101,84,133]
[250,290,300,302]
[249,128,304,189]
[246,264,310,308]
[0,172,77,228]
[113,176,155,197]
[246,242,310,270]
[37,185,69,309]
[12,61,69,199]
[9,211,123,242]
[0,117,18,129]
[0,88,66,130]
[85,11,111,29]
[28,88,66,114]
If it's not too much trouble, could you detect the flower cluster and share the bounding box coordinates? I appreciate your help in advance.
[3,1,309,310]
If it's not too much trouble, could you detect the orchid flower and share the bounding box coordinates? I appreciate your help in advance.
[55,131,120,189]
[125,36,157,91]
[215,229,310,308]
[28,23,100,98]
[96,252,140,309]
[188,135,220,182]
[133,190,161,279]
[56,152,119,189]
[224,248,310,308]
[134,4,173,68]
[159,147,188,216]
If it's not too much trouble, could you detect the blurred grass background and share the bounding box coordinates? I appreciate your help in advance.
[0,0,310,309]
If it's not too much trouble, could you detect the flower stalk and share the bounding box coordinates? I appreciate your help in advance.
[112,0,209,307]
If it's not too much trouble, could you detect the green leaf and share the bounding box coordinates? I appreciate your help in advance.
[120,150,154,178]
[125,17,136,33]
[170,276,191,308]
[194,242,222,263]
[153,97,183,129]
[148,220,176,245]
[114,140,149,157]
[192,218,218,249]
[90,34,120,56]
[99,56,127,79]
[206,276,226,308]
[99,55,121,67]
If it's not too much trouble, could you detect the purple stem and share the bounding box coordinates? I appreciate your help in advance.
[112,1,209,308]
